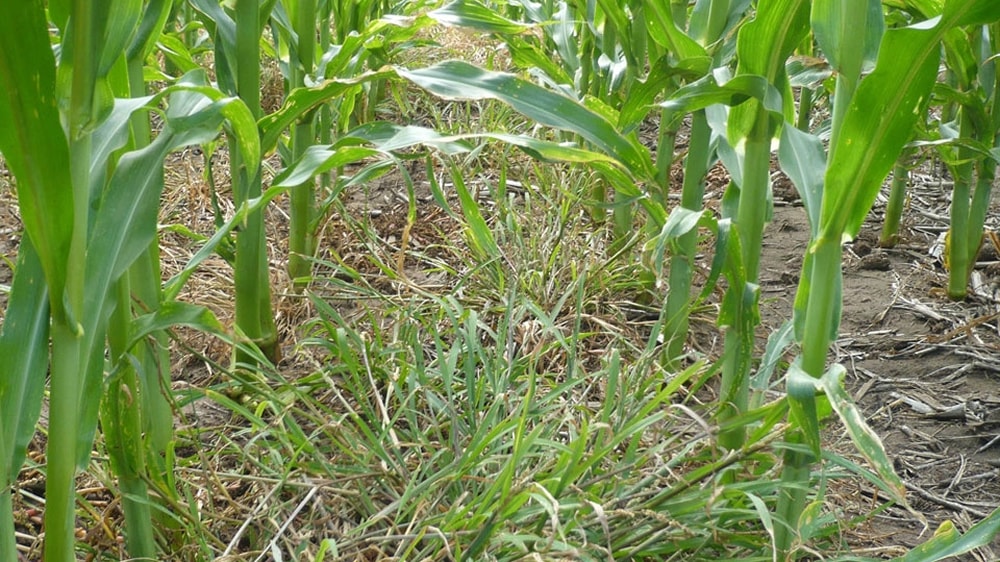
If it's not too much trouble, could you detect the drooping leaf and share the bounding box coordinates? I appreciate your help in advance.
[259,68,397,153]
[0,0,73,321]
[0,239,49,481]
[397,60,655,179]
[429,0,533,34]
[820,363,907,504]
[130,302,228,350]
[660,71,785,131]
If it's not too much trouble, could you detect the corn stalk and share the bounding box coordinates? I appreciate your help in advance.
[776,1,1000,557]
[0,3,259,560]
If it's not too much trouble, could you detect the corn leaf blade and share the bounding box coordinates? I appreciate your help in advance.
[397,60,655,179]
[0,239,49,480]
[823,0,1000,241]
[0,0,73,321]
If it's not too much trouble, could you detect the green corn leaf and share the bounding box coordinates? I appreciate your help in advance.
[727,0,810,143]
[397,60,655,179]
[188,0,239,93]
[128,0,174,61]
[0,0,73,322]
[689,0,751,48]
[259,68,397,153]
[156,34,203,75]
[164,188,285,301]
[74,83,266,468]
[645,0,709,62]
[822,0,1000,242]
[786,362,822,457]
[893,508,1000,562]
[778,125,826,238]
[274,145,383,187]
[0,239,49,481]
[647,207,704,274]
[346,122,474,154]
[619,55,713,130]
[430,0,533,34]
[753,319,795,394]
[811,0,883,81]
[659,72,785,131]
[98,0,143,76]
[130,302,228,350]
[786,56,834,89]
[820,364,907,504]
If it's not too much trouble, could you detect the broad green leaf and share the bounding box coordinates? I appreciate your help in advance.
[397,60,655,179]
[778,125,826,237]
[820,363,907,504]
[130,302,228,350]
[98,0,143,76]
[811,0,883,81]
[0,0,73,321]
[128,0,174,61]
[75,83,266,467]
[753,319,795,393]
[90,96,157,185]
[786,361,821,457]
[786,56,834,89]
[647,207,705,274]
[894,508,1000,562]
[188,0,238,93]
[156,34,203,75]
[821,0,1000,241]
[346,122,474,154]
[660,72,785,131]
[0,239,49,481]
[728,0,810,142]
[645,0,709,62]
[429,0,533,34]
[259,68,396,153]
[273,145,383,187]
[689,0,751,48]
[619,55,713,130]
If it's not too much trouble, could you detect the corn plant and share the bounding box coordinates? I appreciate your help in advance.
[709,0,810,450]
[934,22,1000,299]
[188,0,282,365]
[775,0,1000,556]
[269,4,433,290]
[0,2,259,560]
[659,0,746,369]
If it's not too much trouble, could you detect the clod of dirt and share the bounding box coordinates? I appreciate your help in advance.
[853,239,874,258]
[858,252,891,271]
